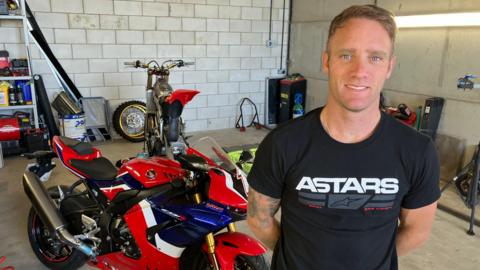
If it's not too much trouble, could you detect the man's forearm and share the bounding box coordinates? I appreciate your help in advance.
[248,217,280,250]
[247,188,281,250]
[396,224,429,256]
[397,204,437,256]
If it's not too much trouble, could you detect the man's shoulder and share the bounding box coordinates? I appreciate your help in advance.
[269,107,321,139]
[382,112,432,149]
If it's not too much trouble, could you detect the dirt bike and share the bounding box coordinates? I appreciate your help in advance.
[113,59,198,153]
[22,135,268,270]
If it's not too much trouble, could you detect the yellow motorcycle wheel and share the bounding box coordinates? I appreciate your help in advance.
[112,100,146,142]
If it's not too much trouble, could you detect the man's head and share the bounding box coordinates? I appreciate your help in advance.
[326,5,397,55]
[322,5,397,113]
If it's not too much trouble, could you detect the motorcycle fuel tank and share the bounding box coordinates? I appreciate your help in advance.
[118,156,185,189]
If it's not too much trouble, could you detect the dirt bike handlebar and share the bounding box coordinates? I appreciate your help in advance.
[123,60,147,68]
[124,60,194,70]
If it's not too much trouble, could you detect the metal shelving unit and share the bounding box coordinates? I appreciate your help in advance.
[0,0,39,128]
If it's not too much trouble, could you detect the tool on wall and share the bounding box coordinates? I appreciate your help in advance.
[457,74,480,90]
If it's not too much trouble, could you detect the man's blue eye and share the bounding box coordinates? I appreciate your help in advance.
[341,54,352,61]
[371,56,383,62]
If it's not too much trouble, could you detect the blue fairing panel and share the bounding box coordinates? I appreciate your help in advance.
[150,201,232,247]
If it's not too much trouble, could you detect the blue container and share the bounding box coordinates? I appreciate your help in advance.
[16,80,32,104]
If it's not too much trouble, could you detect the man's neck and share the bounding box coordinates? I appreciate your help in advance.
[320,103,381,144]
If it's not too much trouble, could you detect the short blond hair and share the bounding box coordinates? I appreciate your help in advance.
[326,5,397,53]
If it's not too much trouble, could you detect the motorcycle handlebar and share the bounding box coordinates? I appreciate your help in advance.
[123,60,143,68]
[124,60,194,70]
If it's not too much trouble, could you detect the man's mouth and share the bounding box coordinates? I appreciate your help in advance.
[345,84,369,90]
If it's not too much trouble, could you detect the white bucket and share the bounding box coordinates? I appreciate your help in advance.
[59,114,87,141]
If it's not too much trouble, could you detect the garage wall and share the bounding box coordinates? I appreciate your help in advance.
[290,0,480,166]
[0,0,289,132]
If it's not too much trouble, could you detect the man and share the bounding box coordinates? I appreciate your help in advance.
[247,5,440,270]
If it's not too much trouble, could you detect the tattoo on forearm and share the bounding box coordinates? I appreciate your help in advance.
[248,189,280,228]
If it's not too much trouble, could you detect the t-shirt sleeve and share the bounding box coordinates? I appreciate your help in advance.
[401,139,441,209]
[247,132,285,199]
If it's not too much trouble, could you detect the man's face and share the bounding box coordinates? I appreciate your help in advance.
[322,18,395,113]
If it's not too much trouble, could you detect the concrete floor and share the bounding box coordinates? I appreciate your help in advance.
[0,127,479,269]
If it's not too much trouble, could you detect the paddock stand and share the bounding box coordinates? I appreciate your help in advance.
[235,98,262,132]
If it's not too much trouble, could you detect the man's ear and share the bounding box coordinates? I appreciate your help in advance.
[386,55,396,79]
[322,50,329,74]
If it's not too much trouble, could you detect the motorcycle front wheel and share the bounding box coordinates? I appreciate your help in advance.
[180,247,269,270]
[144,113,164,156]
[167,116,181,142]
[112,100,146,142]
[27,186,88,270]
[454,171,480,203]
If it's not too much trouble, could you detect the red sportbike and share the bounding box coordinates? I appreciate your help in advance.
[23,134,268,269]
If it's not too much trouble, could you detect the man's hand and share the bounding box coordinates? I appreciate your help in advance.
[247,187,281,250]
[396,201,437,256]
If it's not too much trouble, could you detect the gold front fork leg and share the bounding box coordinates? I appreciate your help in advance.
[206,232,220,270]
[193,193,220,270]
[227,222,236,232]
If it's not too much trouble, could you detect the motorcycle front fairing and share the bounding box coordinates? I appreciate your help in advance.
[202,232,267,269]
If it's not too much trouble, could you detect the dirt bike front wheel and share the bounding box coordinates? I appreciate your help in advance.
[167,117,181,142]
[145,113,163,156]
[112,100,146,142]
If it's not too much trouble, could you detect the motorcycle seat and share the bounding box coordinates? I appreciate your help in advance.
[58,136,94,156]
[69,157,118,180]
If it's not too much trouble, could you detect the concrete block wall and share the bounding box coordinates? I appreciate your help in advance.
[0,0,289,133]
[289,0,480,164]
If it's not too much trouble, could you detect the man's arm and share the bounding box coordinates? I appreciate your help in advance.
[396,201,437,256]
[247,186,281,250]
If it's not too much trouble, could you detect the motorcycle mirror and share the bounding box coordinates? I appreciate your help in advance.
[238,150,254,164]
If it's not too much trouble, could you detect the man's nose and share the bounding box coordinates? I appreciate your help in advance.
[350,57,369,78]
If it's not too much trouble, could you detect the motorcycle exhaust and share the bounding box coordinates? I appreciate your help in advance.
[22,171,95,258]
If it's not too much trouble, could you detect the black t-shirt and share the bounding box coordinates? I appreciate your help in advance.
[248,107,440,270]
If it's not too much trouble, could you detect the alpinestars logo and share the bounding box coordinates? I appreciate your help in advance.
[295,177,399,211]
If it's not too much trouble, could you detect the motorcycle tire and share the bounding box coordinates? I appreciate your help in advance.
[27,186,88,270]
[168,117,180,142]
[455,171,480,200]
[145,113,163,156]
[180,246,269,270]
[112,100,146,142]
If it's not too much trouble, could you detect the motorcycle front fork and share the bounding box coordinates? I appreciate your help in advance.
[193,193,236,270]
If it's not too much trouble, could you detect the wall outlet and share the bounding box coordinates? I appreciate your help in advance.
[266,39,274,48]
